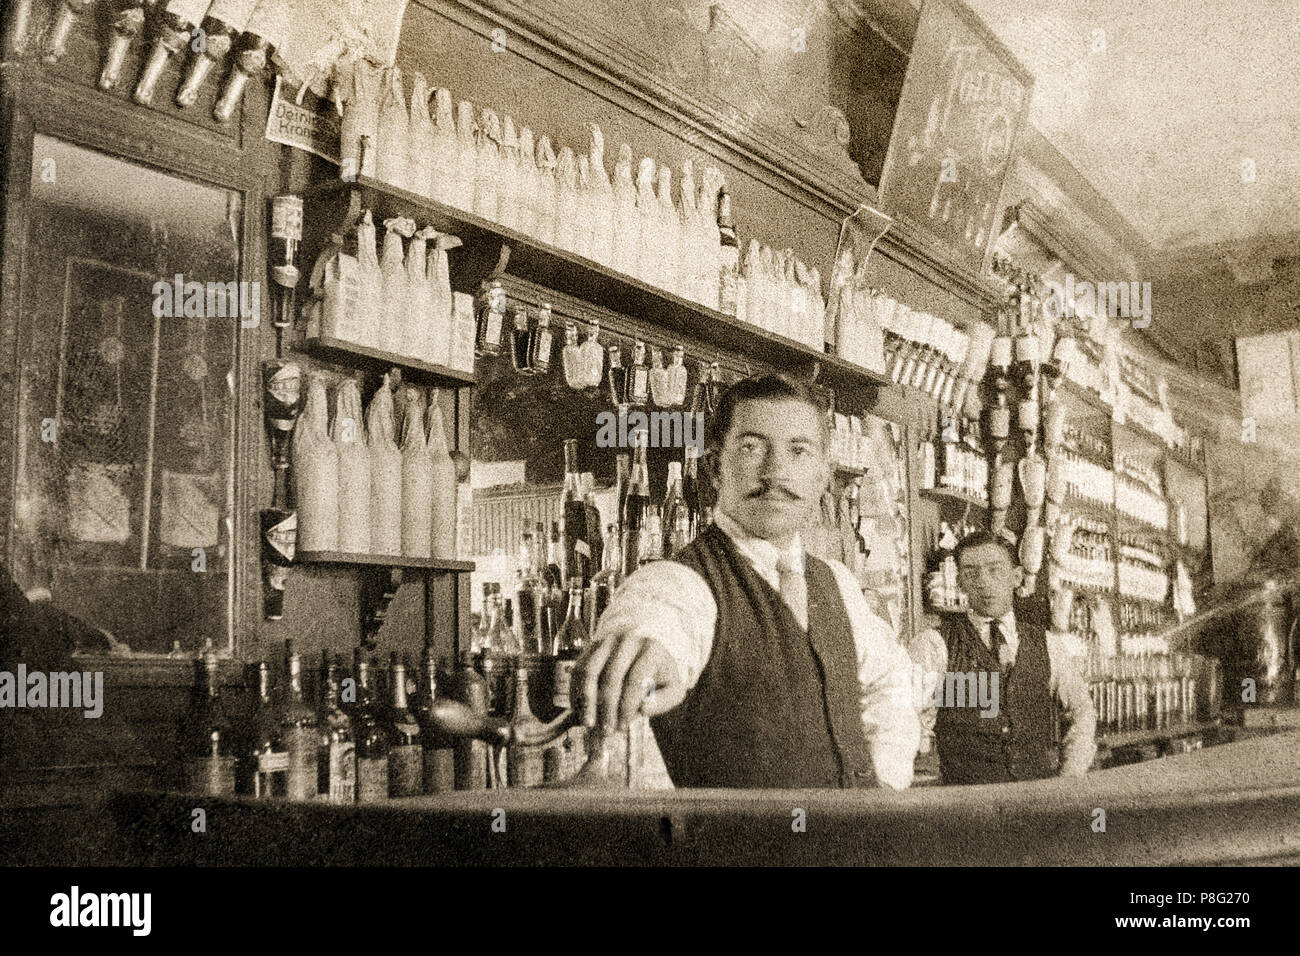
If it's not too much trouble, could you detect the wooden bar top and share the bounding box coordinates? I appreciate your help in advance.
[105,722,1300,866]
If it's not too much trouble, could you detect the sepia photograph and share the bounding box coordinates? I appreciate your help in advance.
[0,0,1296,934]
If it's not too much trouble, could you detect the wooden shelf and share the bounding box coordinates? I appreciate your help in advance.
[300,176,893,400]
[1099,719,1222,751]
[296,337,475,388]
[919,486,988,510]
[297,551,475,572]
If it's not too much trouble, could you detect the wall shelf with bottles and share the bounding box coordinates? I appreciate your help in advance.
[296,337,475,389]
[298,176,894,403]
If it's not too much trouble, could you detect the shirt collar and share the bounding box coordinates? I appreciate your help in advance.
[967,608,1016,633]
[713,509,804,576]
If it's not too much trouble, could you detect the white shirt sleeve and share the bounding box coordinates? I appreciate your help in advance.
[907,626,947,748]
[1045,632,1098,776]
[591,559,717,690]
[829,561,921,789]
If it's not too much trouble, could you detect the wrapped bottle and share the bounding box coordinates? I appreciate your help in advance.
[339,59,383,180]
[473,108,502,221]
[380,217,415,355]
[355,211,383,350]
[781,251,798,341]
[742,241,762,328]
[496,116,522,231]
[611,145,638,276]
[404,226,436,360]
[428,88,458,204]
[575,154,595,261]
[585,123,615,266]
[367,378,402,556]
[515,126,540,237]
[580,318,604,387]
[562,322,584,388]
[399,389,433,558]
[426,233,461,367]
[449,292,477,374]
[697,167,725,309]
[452,100,478,211]
[716,187,740,316]
[427,395,458,557]
[667,345,688,406]
[678,160,699,301]
[374,67,410,190]
[554,146,579,253]
[656,165,682,297]
[332,379,371,553]
[316,242,359,343]
[793,261,815,349]
[534,135,558,247]
[406,72,434,197]
[291,373,338,552]
[648,347,670,406]
[634,157,659,287]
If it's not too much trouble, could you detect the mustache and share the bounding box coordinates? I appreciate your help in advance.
[745,480,802,501]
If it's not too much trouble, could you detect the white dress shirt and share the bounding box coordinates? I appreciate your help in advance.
[593,510,921,789]
[910,609,1097,777]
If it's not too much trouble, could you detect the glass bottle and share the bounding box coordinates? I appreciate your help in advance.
[352,650,390,803]
[627,340,650,406]
[181,642,236,796]
[510,305,532,372]
[621,429,651,578]
[560,439,588,584]
[246,661,288,799]
[716,186,740,315]
[475,279,506,356]
[606,344,626,406]
[507,665,544,787]
[316,651,355,804]
[529,303,554,374]
[553,578,587,696]
[386,653,423,797]
[415,649,456,793]
[562,321,584,388]
[279,640,319,801]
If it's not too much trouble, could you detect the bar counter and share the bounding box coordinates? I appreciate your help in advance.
[104,723,1300,866]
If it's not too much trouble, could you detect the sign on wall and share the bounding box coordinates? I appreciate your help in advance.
[876,0,1033,275]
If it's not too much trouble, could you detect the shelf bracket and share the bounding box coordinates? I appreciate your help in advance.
[359,566,404,650]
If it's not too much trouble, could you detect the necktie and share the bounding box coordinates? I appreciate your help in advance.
[989,619,1012,672]
[776,552,808,630]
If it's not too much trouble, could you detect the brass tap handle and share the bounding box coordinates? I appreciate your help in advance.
[425,699,510,745]
[507,708,580,748]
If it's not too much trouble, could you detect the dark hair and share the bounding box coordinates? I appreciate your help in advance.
[706,374,829,452]
[953,530,1018,566]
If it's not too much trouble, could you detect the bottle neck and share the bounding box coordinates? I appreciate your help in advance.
[391,664,409,711]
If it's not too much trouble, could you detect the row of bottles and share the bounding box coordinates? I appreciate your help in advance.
[1061,422,1110,465]
[881,305,992,411]
[920,419,989,504]
[828,412,876,473]
[925,519,980,611]
[1117,555,1170,603]
[335,64,736,310]
[731,232,827,351]
[292,378,458,558]
[1083,653,1207,734]
[1115,473,1169,530]
[1055,513,1115,591]
[181,640,458,802]
[1058,448,1114,506]
[313,211,475,373]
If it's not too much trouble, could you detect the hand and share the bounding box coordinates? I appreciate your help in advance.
[573,633,687,733]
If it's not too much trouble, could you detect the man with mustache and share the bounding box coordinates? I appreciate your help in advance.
[575,375,919,788]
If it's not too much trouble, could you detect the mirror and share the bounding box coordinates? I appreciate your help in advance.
[10,135,242,655]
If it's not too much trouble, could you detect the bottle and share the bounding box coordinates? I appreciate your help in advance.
[614,452,631,542]
[516,566,538,654]
[627,340,650,406]
[562,321,584,388]
[279,640,319,801]
[621,429,651,578]
[581,473,604,578]
[476,279,506,356]
[386,653,423,797]
[246,662,289,798]
[352,650,390,803]
[452,651,490,790]
[606,344,626,406]
[553,578,587,696]
[415,649,456,793]
[181,643,236,796]
[716,186,740,315]
[510,305,532,372]
[507,665,544,787]
[661,461,683,556]
[560,439,588,584]
[547,520,566,589]
[529,303,554,374]
[580,318,605,387]
[426,394,458,558]
[316,652,355,804]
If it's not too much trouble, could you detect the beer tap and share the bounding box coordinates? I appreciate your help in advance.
[5,0,35,58]
[134,0,210,105]
[177,0,256,107]
[42,0,96,64]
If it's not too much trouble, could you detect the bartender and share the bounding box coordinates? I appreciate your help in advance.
[913,532,1096,784]
[574,374,919,789]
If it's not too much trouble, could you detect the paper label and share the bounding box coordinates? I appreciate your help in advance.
[264,77,342,163]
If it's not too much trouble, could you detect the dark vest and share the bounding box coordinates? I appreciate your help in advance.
[934,613,1056,785]
[649,523,875,789]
